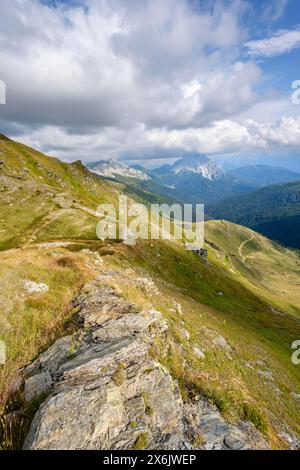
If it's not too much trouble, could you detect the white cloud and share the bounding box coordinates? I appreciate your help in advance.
[0,0,298,163]
[260,0,288,23]
[245,28,300,58]
[146,117,300,154]
[0,1,259,133]
[16,117,300,163]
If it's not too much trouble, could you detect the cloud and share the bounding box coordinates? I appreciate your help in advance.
[0,1,259,133]
[145,117,300,154]
[245,28,300,58]
[260,0,289,23]
[14,116,300,163]
[0,0,298,163]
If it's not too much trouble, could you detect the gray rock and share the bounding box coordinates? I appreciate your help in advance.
[279,431,300,450]
[291,392,300,403]
[22,280,270,451]
[183,399,269,450]
[257,369,274,381]
[24,372,53,402]
[24,336,75,377]
[92,310,165,343]
[212,335,232,351]
[23,283,183,450]
[181,328,190,341]
[193,346,205,360]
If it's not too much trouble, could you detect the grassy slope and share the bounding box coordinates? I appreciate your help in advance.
[106,234,300,447]
[0,136,119,250]
[206,180,300,249]
[0,136,299,448]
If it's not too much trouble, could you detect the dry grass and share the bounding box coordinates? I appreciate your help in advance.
[0,247,92,414]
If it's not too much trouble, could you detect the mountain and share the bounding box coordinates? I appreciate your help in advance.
[207,180,300,249]
[86,154,253,206]
[171,154,225,180]
[149,154,251,205]
[229,165,300,188]
[88,159,150,180]
[0,135,300,450]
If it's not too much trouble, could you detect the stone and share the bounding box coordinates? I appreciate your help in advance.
[92,310,165,343]
[74,282,135,328]
[175,303,183,317]
[193,249,208,261]
[21,280,269,451]
[181,328,190,341]
[257,369,274,381]
[212,335,231,351]
[23,282,183,450]
[279,432,300,450]
[292,392,300,402]
[24,372,53,402]
[24,281,49,295]
[193,346,205,360]
[182,399,269,450]
[224,430,248,450]
[24,336,75,377]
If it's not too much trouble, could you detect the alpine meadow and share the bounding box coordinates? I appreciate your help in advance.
[0,0,300,457]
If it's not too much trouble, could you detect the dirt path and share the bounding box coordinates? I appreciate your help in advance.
[238,233,255,263]
[25,209,71,246]
[24,203,99,247]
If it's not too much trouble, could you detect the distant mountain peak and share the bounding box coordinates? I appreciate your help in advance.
[171,154,224,180]
[87,159,150,180]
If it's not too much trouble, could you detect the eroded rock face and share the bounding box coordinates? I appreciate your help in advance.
[23,281,183,450]
[22,279,269,451]
[183,400,269,450]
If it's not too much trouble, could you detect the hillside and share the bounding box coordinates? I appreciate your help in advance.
[0,134,120,251]
[207,181,300,249]
[0,136,300,450]
[229,165,300,188]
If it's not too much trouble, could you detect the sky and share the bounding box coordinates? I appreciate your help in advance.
[0,0,300,169]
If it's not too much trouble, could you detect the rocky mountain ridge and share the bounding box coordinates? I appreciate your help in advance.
[170,154,224,180]
[88,159,150,181]
[20,274,269,450]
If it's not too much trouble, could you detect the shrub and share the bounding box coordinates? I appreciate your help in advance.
[242,403,268,434]
[140,391,154,416]
[133,432,148,450]
[112,363,126,386]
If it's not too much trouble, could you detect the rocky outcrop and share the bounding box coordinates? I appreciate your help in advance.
[22,281,183,450]
[21,279,269,450]
[183,400,269,450]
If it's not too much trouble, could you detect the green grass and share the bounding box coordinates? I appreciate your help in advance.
[0,248,91,414]
[0,138,119,250]
[0,136,299,449]
[140,391,154,416]
[132,432,148,450]
[106,236,300,447]
[112,363,126,386]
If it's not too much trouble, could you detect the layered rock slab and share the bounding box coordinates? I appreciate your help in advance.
[23,281,183,450]
[22,279,270,450]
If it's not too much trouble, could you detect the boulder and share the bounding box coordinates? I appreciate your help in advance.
[193,346,205,360]
[21,280,270,451]
[24,372,53,402]
[23,283,183,450]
